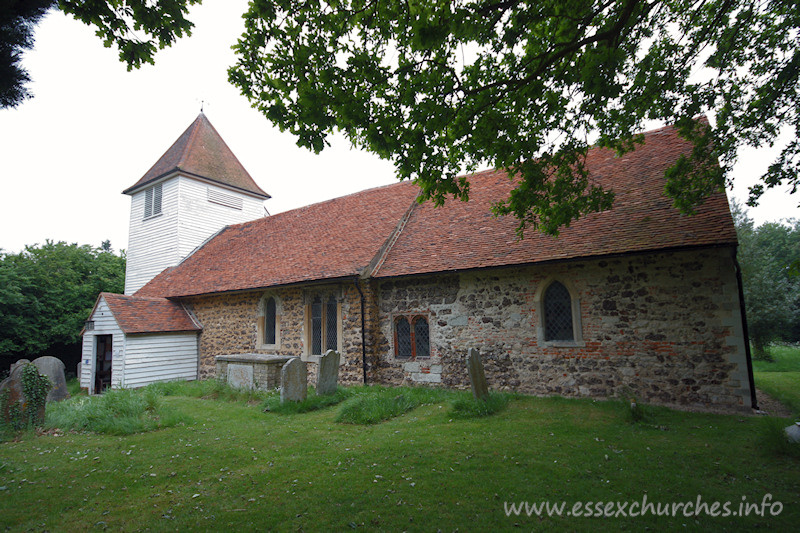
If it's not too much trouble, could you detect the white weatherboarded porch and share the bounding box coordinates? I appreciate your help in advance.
[80,293,201,393]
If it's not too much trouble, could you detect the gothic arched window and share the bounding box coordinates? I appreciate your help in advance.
[544,281,574,341]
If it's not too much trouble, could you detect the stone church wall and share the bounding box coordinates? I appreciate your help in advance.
[372,247,751,412]
[184,246,751,412]
[185,282,370,386]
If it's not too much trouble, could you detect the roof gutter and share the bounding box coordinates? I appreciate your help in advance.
[733,247,758,410]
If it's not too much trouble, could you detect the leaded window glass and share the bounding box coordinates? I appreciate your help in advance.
[264,297,276,344]
[395,317,412,358]
[413,317,430,357]
[308,293,339,355]
[394,314,431,358]
[311,296,323,355]
[544,281,573,341]
[325,295,338,351]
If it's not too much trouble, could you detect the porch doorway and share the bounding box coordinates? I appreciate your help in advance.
[94,335,113,393]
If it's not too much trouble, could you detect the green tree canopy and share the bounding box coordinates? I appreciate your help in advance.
[1,0,199,108]
[229,0,800,234]
[0,241,125,359]
[733,202,800,358]
[5,1,799,234]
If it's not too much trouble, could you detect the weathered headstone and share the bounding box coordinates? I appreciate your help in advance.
[9,359,30,374]
[76,362,82,381]
[467,348,489,401]
[0,365,25,423]
[227,363,254,389]
[316,350,341,396]
[786,422,800,444]
[280,357,307,403]
[31,356,69,402]
[0,364,46,424]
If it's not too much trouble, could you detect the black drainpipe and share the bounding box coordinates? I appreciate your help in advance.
[354,278,368,385]
[733,248,758,410]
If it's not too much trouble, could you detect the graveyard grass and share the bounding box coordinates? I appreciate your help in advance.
[1,379,799,531]
[753,344,800,413]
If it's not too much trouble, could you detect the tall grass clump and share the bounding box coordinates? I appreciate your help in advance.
[66,378,86,398]
[263,386,353,414]
[448,391,514,419]
[45,388,190,435]
[335,386,451,425]
[144,379,274,403]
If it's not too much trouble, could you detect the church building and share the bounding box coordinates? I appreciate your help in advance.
[81,114,757,412]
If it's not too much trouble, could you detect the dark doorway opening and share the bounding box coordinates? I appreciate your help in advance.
[94,335,112,393]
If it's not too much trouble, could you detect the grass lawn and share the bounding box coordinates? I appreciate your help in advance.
[754,344,800,414]
[1,383,798,531]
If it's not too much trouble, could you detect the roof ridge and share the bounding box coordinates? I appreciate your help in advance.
[224,180,415,233]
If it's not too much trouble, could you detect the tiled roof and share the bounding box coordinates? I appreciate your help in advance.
[373,123,737,278]
[136,122,737,298]
[122,113,270,199]
[135,182,421,298]
[99,293,201,334]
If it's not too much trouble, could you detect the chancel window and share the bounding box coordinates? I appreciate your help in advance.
[544,281,574,341]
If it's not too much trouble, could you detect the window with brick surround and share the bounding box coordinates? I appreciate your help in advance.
[257,294,282,348]
[394,315,430,359]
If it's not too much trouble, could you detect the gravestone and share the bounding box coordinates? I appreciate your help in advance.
[0,364,46,424]
[467,348,489,401]
[786,422,800,444]
[227,363,254,389]
[316,350,341,396]
[0,365,26,422]
[76,362,82,381]
[31,356,69,402]
[9,359,30,374]
[280,358,307,403]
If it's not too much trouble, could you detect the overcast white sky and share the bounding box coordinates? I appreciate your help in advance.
[1,1,797,255]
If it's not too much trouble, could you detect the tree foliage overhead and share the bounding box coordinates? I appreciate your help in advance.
[229,0,799,234]
[4,1,798,234]
[1,0,199,108]
[0,241,125,359]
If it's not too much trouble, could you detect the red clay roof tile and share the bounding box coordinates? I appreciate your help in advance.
[99,293,200,334]
[122,113,270,199]
[374,123,736,278]
[135,182,421,298]
[136,122,736,297]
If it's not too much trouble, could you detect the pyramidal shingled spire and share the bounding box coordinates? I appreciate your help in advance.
[122,113,270,199]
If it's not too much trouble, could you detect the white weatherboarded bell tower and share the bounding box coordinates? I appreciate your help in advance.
[80,113,269,393]
[122,113,270,294]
